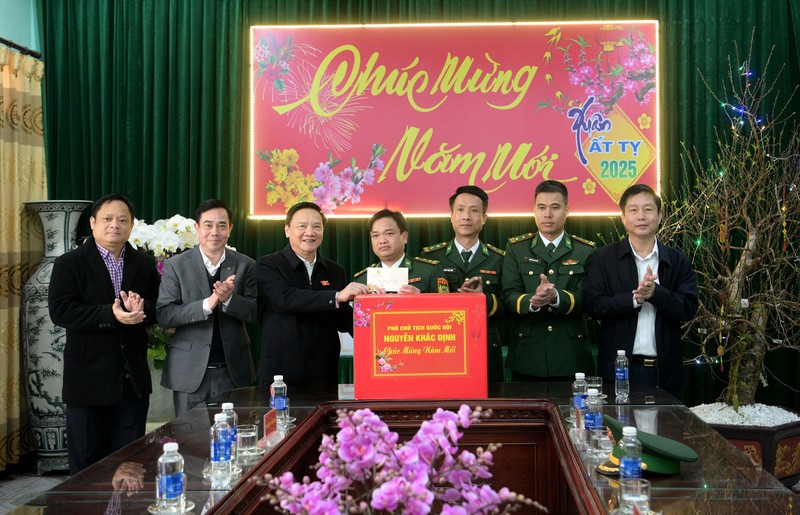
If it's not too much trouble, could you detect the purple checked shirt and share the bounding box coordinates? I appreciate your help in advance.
[96,243,125,297]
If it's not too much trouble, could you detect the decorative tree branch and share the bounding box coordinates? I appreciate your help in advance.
[666,32,800,408]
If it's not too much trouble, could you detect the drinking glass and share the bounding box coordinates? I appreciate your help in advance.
[277,398,297,432]
[619,478,650,514]
[236,424,260,458]
[587,376,603,394]
[589,426,613,462]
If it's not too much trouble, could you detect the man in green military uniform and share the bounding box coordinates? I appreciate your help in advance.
[421,185,506,382]
[354,209,449,294]
[502,180,596,380]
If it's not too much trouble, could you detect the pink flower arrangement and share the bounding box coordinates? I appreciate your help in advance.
[259,405,545,514]
[375,351,402,373]
[312,144,386,215]
[547,27,656,116]
[354,300,392,328]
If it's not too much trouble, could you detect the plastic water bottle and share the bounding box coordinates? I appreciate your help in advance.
[618,426,643,479]
[584,388,603,430]
[210,413,232,479]
[615,350,630,401]
[270,375,288,429]
[221,402,238,462]
[156,442,185,513]
[572,372,588,429]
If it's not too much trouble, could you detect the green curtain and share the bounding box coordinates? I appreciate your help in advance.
[38,0,800,407]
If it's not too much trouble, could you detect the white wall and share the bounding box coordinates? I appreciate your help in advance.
[0,0,40,52]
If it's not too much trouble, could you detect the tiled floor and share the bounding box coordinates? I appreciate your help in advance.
[0,466,68,514]
[0,423,167,514]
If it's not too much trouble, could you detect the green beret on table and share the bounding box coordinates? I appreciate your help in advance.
[599,413,699,475]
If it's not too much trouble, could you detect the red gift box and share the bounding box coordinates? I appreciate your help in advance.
[353,293,487,399]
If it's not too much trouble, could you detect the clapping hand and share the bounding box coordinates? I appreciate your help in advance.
[213,274,236,303]
[458,276,483,293]
[632,265,658,304]
[530,274,557,309]
[113,292,146,325]
[112,461,145,495]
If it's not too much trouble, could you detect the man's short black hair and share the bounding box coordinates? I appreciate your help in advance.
[534,180,568,204]
[449,185,489,214]
[619,184,662,213]
[195,199,232,224]
[368,209,407,233]
[91,193,135,219]
[285,202,327,226]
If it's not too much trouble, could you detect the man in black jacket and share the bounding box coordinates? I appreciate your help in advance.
[49,193,160,473]
[585,185,698,399]
[255,202,368,387]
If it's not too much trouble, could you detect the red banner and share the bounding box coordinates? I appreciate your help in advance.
[250,21,659,218]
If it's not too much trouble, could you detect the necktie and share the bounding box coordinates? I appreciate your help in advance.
[546,242,556,255]
[461,249,472,264]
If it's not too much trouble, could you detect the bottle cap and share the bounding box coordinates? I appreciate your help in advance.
[163,442,179,452]
[575,372,585,379]
[222,402,234,410]
[622,426,637,436]
[214,413,227,422]
[617,350,626,356]
[274,375,284,381]
[587,388,599,395]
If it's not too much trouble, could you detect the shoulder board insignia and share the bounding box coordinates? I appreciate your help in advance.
[414,256,439,265]
[508,232,534,244]
[486,243,506,256]
[354,264,378,278]
[422,241,447,253]
[571,235,597,247]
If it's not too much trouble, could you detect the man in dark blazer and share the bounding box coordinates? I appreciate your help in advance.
[502,180,596,380]
[255,202,368,387]
[585,184,698,400]
[49,193,160,474]
[421,186,506,382]
[157,199,257,416]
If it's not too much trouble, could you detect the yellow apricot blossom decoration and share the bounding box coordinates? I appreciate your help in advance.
[263,148,319,212]
[582,178,597,195]
[638,113,652,130]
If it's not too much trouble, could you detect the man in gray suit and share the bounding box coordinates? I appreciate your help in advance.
[157,199,257,415]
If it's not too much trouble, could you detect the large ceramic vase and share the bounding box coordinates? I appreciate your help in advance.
[21,200,91,473]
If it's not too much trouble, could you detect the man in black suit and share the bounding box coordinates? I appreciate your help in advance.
[49,193,160,473]
[255,202,368,387]
[584,184,698,399]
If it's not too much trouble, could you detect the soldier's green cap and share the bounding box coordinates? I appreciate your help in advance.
[603,414,699,475]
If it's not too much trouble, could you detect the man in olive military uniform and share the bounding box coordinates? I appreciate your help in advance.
[354,209,449,294]
[502,180,596,380]
[421,185,506,382]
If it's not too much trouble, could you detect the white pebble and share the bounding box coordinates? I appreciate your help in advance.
[691,402,800,427]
